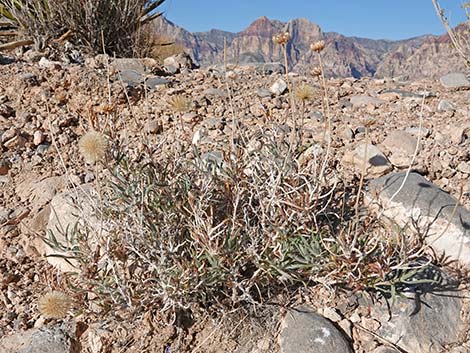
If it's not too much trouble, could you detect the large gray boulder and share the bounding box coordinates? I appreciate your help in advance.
[279,306,353,353]
[0,322,83,353]
[365,267,463,353]
[368,172,470,265]
[440,73,470,89]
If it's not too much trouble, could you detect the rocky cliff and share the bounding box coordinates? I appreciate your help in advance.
[153,16,468,79]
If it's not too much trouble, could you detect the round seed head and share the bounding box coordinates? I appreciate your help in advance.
[294,84,315,102]
[38,291,72,319]
[311,67,322,77]
[273,32,291,45]
[167,94,191,112]
[78,130,108,164]
[311,40,326,52]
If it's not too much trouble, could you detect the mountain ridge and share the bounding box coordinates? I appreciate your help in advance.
[154,16,467,79]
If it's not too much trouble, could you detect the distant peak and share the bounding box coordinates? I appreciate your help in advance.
[242,16,278,36]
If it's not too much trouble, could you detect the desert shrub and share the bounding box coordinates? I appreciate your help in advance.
[0,0,166,55]
[0,0,57,49]
[53,0,165,56]
[52,127,431,320]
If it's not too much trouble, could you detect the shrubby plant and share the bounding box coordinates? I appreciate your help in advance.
[54,128,431,319]
[0,0,166,55]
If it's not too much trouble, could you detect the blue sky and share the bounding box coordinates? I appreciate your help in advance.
[161,0,467,40]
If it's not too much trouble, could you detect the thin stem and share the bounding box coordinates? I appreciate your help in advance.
[317,52,332,185]
[351,126,369,252]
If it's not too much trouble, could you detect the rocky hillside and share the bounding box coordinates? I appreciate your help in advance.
[153,16,468,79]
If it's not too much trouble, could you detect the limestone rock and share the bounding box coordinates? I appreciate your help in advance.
[405,126,431,138]
[440,73,470,89]
[437,99,455,111]
[379,89,426,99]
[203,87,227,97]
[16,176,66,212]
[145,76,170,89]
[118,69,143,87]
[0,321,83,353]
[367,269,463,353]
[382,130,417,155]
[382,130,418,167]
[279,306,353,353]
[33,130,45,146]
[342,143,391,177]
[256,88,272,98]
[270,78,287,96]
[368,172,470,265]
[163,53,196,74]
[350,95,385,107]
[144,119,163,134]
[457,161,470,174]
[448,123,470,145]
[38,57,62,70]
[45,185,101,272]
[112,58,147,73]
[342,127,354,141]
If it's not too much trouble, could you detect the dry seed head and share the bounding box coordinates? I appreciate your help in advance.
[311,40,326,52]
[273,32,290,45]
[38,291,72,319]
[168,94,191,112]
[294,84,315,102]
[311,67,322,77]
[78,130,108,164]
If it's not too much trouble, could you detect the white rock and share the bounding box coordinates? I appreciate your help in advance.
[350,95,385,107]
[457,161,470,174]
[437,99,455,111]
[192,128,206,145]
[45,185,102,272]
[321,307,342,322]
[38,57,61,70]
[33,130,44,146]
[342,143,391,177]
[368,172,470,265]
[269,78,288,96]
